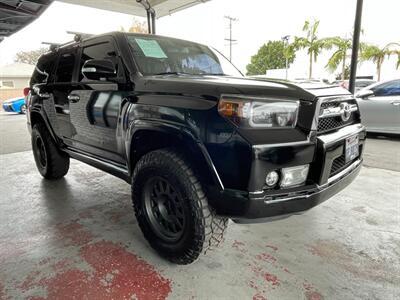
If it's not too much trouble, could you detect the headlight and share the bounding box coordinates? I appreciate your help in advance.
[218,96,299,128]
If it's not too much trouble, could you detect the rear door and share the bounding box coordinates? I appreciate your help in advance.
[67,36,128,164]
[359,80,400,133]
[51,47,79,141]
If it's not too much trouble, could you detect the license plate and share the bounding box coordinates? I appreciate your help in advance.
[345,134,359,163]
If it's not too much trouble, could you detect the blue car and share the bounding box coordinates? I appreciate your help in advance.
[2,96,27,114]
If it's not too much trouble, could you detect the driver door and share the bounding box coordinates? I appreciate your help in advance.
[67,36,128,164]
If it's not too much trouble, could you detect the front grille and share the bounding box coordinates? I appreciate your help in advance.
[317,99,360,134]
[330,144,362,176]
[330,155,346,176]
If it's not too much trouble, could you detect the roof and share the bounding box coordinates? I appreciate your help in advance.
[0,62,35,77]
[0,0,52,42]
[58,0,211,18]
[0,0,211,42]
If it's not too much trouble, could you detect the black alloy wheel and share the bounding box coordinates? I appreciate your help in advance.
[143,176,186,242]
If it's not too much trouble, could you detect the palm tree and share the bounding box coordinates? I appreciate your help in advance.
[325,36,368,81]
[294,20,330,79]
[360,43,400,81]
[324,37,352,81]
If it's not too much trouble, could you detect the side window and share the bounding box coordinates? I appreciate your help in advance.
[55,50,77,83]
[30,54,56,86]
[373,80,400,97]
[79,41,118,81]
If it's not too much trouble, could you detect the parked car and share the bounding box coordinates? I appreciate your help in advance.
[27,32,366,264]
[2,96,27,114]
[337,79,376,93]
[356,79,400,135]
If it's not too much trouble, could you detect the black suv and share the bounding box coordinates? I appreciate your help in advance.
[27,32,366,264]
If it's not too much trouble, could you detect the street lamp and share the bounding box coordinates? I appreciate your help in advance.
[281,35,290,80]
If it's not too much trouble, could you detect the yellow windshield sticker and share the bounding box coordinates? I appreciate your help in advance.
[135,38,167,58]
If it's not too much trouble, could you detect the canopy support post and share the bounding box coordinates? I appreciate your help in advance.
[349,0,364,94]
[137,0,156,34]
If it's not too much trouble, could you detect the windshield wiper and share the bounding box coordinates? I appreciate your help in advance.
[205,73,227,76]
[153,72,228,76]
[154,72,191,76]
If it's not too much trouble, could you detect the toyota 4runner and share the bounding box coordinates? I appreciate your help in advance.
[27,32,366,264]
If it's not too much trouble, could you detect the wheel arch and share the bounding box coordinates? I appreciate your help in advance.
[127,122,224,192]
[29,109,60,146]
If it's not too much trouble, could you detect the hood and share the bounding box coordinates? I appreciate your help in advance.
[295,82,352,97]
[135,75,347,102]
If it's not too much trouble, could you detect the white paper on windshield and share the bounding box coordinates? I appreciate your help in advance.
[135,38,168,58]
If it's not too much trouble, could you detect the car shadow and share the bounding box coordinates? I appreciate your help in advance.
[366,132,400,141]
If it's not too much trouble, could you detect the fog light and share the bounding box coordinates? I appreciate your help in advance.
[280,165,309,188]
[266,171,279,186]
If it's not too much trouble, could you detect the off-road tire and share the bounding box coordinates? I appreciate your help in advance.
[132,148,228,264]
[32,123,69,179]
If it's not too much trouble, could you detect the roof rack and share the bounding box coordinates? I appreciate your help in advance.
[66,31,94,42]
[42,31,94,51]
[42,41,61,51]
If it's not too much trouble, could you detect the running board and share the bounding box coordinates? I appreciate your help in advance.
[64,148,130,183]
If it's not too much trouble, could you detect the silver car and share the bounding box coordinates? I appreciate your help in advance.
[356,79,400,134]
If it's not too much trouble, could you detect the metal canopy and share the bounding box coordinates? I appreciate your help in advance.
[59,0,210,19]
[0,0,52,42]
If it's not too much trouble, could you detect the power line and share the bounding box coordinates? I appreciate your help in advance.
[224,15,238,62]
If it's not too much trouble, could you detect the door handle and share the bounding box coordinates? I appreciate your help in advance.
[68,94,80,103]
[390,101,400,106]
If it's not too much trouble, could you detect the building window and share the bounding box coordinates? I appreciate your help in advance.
[0,80,15,88]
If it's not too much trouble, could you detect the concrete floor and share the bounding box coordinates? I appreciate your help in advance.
[0,114,400,299]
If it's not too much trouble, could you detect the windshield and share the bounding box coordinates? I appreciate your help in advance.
[126,34,242,77]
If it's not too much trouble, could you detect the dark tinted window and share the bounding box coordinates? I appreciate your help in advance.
[55,50,77,83]
[79,42,118,81]
[30,53,56,86]
[126,35,241,76]
[372,80,400,96]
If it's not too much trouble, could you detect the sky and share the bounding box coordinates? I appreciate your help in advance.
[0,0,399,80]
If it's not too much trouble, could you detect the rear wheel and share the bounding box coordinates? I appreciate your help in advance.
[132,148,228,264]
[32,123,69,179]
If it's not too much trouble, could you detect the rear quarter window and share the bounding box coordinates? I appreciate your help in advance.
[30,53,56,86]
[55,50,77,83]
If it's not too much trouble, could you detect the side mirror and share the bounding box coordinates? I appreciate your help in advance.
[82,59,116,81]
[355,89,374,99]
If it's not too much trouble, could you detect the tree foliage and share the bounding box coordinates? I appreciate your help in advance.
[324,36,352,80]
[360,42,400,81]
[293,19,331,79]
[246,40,295,76]
[14,47,48,65]
[335,65,350,80]
[121,19,148,34]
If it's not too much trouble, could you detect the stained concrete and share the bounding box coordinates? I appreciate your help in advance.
[0,150,399,300]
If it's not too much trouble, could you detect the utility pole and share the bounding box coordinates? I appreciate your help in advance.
[349,0,364,94]
[281,35,290,80]
[224,16,238,62]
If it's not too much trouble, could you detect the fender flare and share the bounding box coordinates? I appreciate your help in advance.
[126,119,224,191]
[29,105,62,147]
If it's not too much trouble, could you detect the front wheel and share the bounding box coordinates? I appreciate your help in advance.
[20,104,26,114]
[132,149,228,264]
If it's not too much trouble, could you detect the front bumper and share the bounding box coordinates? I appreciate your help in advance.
[211,123,366,223]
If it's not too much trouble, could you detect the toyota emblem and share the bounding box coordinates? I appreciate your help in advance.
[339,102,352,122]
